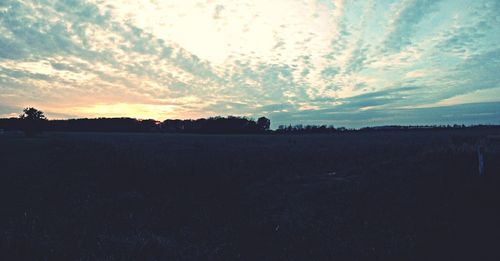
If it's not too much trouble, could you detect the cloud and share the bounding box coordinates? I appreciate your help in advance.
[335,86,420,111]
[269,102,500,128]
[0,0,499,126]
[382,0,442,53]
[0,103,19,117]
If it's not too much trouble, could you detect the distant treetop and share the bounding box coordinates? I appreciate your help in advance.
[19,107,47,136]
[19,107,47,121]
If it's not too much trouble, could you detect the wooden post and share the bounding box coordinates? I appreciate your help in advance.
[477,145,484,176]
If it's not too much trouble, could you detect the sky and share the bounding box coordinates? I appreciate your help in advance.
[0,0,499,128]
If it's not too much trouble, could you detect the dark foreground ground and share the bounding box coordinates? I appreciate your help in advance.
[1,130,500,260]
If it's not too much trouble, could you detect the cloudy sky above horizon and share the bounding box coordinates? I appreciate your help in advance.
[1,0,499,127]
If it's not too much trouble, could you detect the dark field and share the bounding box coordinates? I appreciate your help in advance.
[1,130,500,260]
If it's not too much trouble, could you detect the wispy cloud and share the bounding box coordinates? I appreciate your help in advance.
[0,0,499,126]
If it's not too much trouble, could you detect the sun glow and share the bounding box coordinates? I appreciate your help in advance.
[72,103,179,120]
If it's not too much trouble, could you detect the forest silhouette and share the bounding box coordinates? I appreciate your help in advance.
[1,107,498,135]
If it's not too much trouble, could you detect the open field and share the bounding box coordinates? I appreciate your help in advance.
[1,130,500,260]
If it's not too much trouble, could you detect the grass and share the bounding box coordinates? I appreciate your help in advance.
[1,130,500,260]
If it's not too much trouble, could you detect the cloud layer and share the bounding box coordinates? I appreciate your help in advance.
[1,0,499,127]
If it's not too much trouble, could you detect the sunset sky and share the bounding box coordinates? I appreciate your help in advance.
[1,0,499,127]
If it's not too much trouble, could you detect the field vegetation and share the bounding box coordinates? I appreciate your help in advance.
[1,129,499,260]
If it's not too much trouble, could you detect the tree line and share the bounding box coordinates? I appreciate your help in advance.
[1,107,499,136]
[0,107,271,135]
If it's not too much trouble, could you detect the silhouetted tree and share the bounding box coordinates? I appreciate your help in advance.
[19,107,47,137]
[257,117,271,132]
